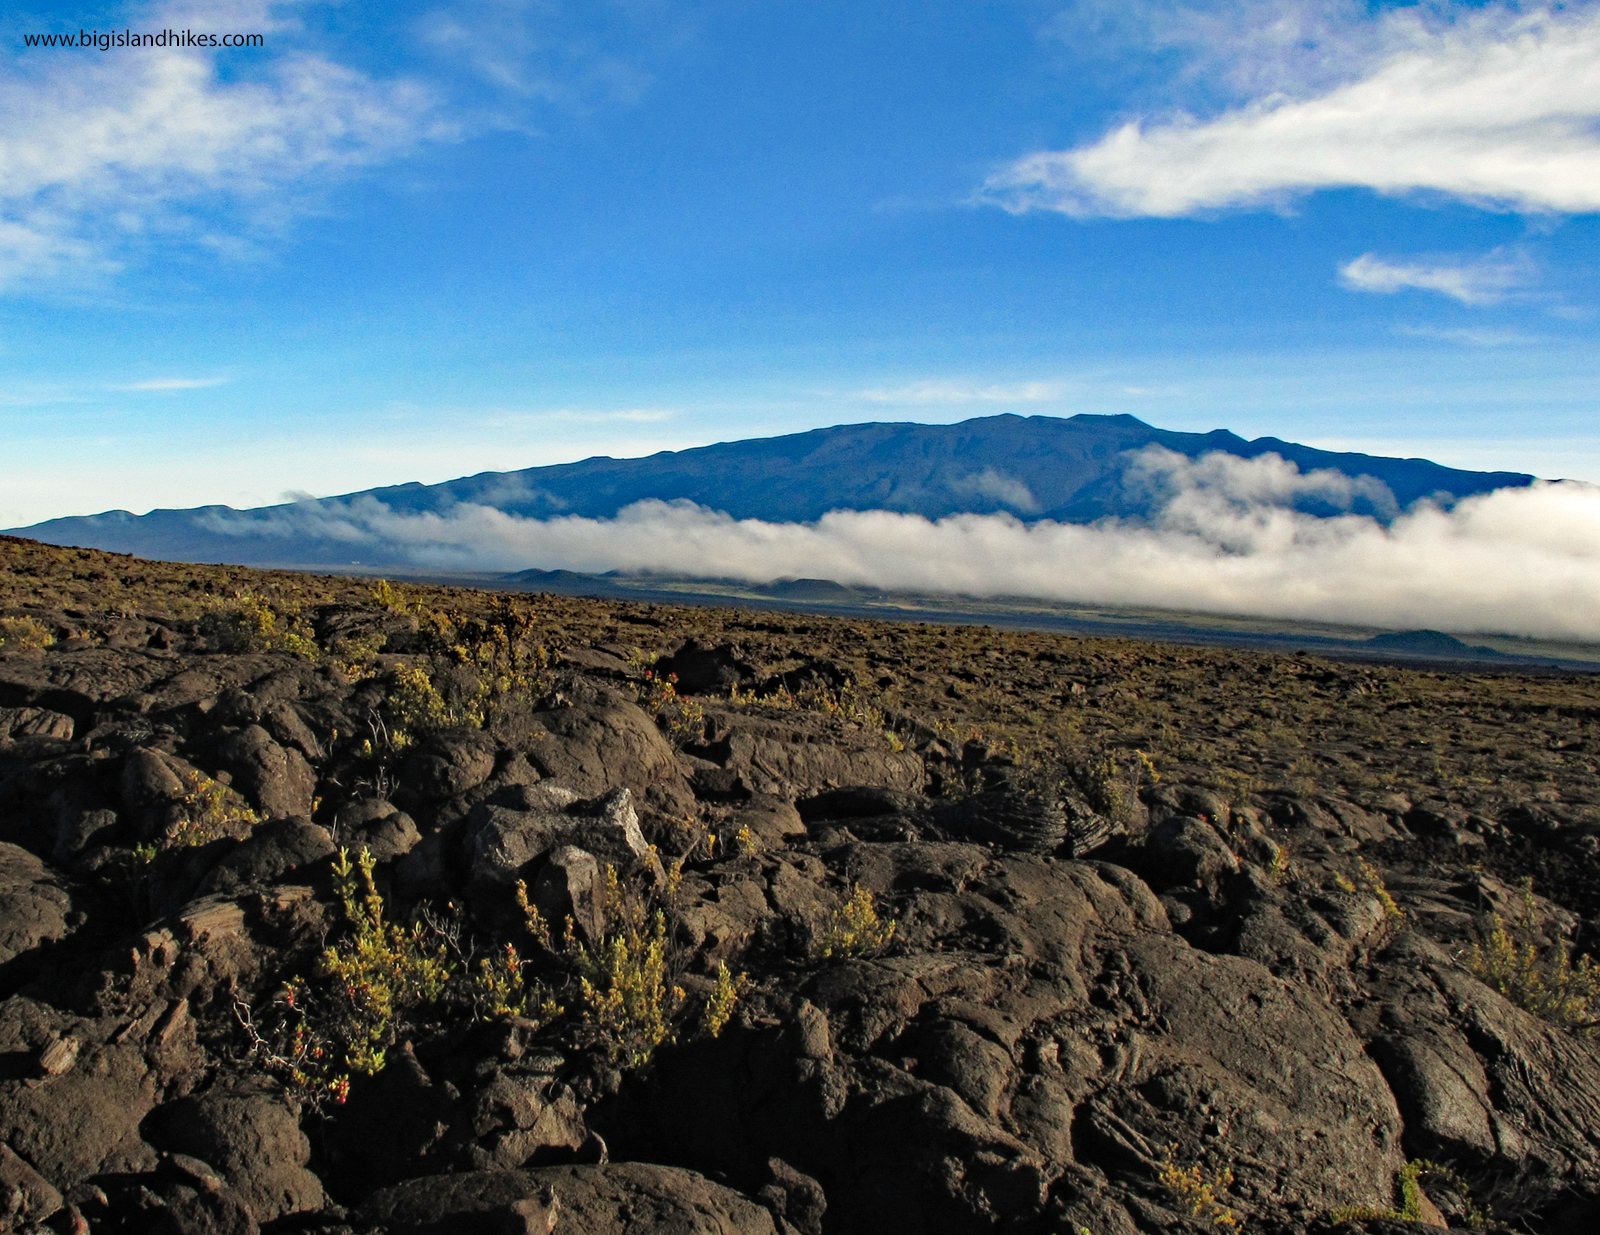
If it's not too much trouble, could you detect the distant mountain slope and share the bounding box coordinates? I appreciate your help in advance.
[11,413,1532,568]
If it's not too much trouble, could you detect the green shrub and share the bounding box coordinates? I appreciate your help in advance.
[1158,1144,1240,1229]
[308,848,454,1081]
[1331,856,1403,921]
[165,769,260,848]
[1469,880,1599,1033]
[200,591,320,658]
[1332,1159,1487,1226]
[815,884,897,960]
[639,670,706,744]
[573,867,685,1069]
[0,615,54,650]
[486,866,748,1070]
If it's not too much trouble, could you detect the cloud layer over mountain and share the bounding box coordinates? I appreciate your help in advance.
[196,447,1600,641]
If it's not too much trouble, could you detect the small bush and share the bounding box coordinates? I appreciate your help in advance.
[1333,1159,1487,1227]
[468,882,564,1023]
[1332,856,1403,921]
[484,866,747,1069]
[0,615,54,650]
[1468,880,1599,1033]
[639,670,705,744]
[311,848,454,1079]
[200,591,320,658]
[1158,1144,1240,1230]
[572,865,686,1068]
[382,665,462,747]
[702,962,747,1039]
[815,884,897,960]
[165,769,260,848]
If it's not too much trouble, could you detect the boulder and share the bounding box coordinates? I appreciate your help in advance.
[147,1087,325,1222]
[710,714,924,801]
[338,799,424,863]
[334,1042,457,1189]
[653,641,756,696]
[0,1142,62,1225]
[607,854,1404,1232]
[150,1153,260,1235]
[201,818,335,895]
[528,702,684,801]
[530,846,605,946]
[216,726,316,819]
[360,1163,776,1235]
[468,788,654,888]
[1143,815,1239,894]
[407,729,498,800]
[0,706,74,742]
[121,748,187,821]
[0,998,157,1185]
[463,1066,589,1170]
[0,843,76,973]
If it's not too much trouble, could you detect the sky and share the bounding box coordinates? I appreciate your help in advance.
[1,0,1598,531]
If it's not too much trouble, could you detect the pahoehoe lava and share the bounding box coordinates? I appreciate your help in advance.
[0,534,1596,1235]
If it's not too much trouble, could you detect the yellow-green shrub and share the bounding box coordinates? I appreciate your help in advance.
[1158,1145,1240,1229]
[165,769,260,848]
[312,848,453,1078]
[639,670,706,744]
[0,615,54,650]
[200,591,319,658]
[815,884,897,960]
[1469,881,1599,1033]
[487,867,748,1069]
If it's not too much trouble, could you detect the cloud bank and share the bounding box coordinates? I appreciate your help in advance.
[985,4,1600,217]
[198,447,1600,641]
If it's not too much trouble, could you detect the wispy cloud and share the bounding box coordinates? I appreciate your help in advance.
[0,1,453,290]
[115,376,228,390]
[1396,324,1543,348]
[482,407,676,426]
[195,447,1600,641]
[984,4,1600,217]
[854,379,1066,404]
[1339,249,1535,305]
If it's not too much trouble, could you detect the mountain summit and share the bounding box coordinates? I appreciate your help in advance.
[12,413,1531,568]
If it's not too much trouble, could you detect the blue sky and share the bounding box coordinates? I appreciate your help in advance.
[2,0,1598,527]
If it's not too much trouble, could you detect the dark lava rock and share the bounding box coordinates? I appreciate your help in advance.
[201,818,335,895]
[360,1162,776,1234]
[0,843,76,974]
[406,729,498,800]
[654,641,756,696]
[147,1087,325,1222]
[216,725,317,819]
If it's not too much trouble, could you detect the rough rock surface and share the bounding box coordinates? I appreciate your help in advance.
[361,1163,777,1234]
[3,537,1600,1235]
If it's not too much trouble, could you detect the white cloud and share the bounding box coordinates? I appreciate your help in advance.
[854,379,1067,404]
[985,4,1600,217]
[1395,324,1542,348]
[1339,249,1534,305]
[115,376,227,390]
[195,446,1600,641]
[948,468,1040,513]
[0,1,452,288]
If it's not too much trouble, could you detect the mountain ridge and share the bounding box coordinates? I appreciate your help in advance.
[10,413,1533,568]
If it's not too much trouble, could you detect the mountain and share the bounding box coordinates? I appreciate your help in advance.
[10,413,1532,568]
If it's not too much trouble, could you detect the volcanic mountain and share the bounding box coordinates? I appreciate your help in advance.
[11,413,1531,569]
